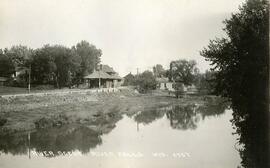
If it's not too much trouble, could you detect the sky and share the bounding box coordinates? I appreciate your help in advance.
[0,0,245,76]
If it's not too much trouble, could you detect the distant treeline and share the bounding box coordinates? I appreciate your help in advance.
[0,40,101,88]
[123,60,215,94]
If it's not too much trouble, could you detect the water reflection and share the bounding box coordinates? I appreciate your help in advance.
[31,125,102,156]
[0,132,29,155]
[0,98,229,158]
[134,108,165,125]
[0,112,123,157]
[0,125,102,157]
[134,98,228,130]
[232,103,269,168]
[166,105,199,130]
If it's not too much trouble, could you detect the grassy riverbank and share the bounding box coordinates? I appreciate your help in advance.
[0,87,215,133]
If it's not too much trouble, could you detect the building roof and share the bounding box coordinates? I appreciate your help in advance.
[84,70,122,80]
[84,70,111,79]
[100,65,115,73]
[109,73,122,80]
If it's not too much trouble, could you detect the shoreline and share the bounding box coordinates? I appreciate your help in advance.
[0,87,215,133]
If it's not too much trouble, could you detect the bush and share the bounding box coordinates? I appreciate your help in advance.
[136,71,157,93]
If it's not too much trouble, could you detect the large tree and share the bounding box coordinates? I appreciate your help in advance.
[194,70,216,94]
[50,45,81,88]
[3,45,34,86]
[168,59,199,85]
[0,49,14,77]
[74,40,102,77]
[153,64,165,78]
[31,45,56,84]
[31,45,81,88]
[200,0,269,167]
[4,45,33,70]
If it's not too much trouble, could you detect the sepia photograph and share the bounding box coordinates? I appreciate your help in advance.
[0,0,269,168]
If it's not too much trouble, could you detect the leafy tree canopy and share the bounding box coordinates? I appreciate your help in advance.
[153,64,165,78]
[0,40,100,88]
[137,71,157,93]
[74,40,102,76]
[4,45,34,69]
[0,50,14,77]
[169,59,199,85]
[200,0,269,167]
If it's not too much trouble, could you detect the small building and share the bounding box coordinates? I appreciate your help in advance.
[83,64,122,88]
[0,77,8,86]
[156,77,174,91]
[156,77,192,95]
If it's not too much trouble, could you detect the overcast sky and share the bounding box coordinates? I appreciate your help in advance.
[0,0,245,76]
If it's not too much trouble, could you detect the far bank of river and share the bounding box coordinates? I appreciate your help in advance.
[0,87,226,133]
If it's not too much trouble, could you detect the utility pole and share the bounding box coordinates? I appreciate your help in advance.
[28,64,31,93]
[98,64,101,88]
[99,71,101,89]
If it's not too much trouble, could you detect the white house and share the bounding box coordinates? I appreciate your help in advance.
[156,77,174,91]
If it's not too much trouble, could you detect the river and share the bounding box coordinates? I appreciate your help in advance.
[0,102,241,168]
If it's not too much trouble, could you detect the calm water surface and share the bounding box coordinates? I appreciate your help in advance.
[0,103,241,168]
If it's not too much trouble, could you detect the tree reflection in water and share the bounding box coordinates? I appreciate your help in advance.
[0,132,29,155]
[231,100,269,168]
[134,97,228,130]
[0,98,230,158]
[0,125,102,157]
[133,108,165,125]
[31,125,102,156]
[166,104,199,130]
[0,111,122,157]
